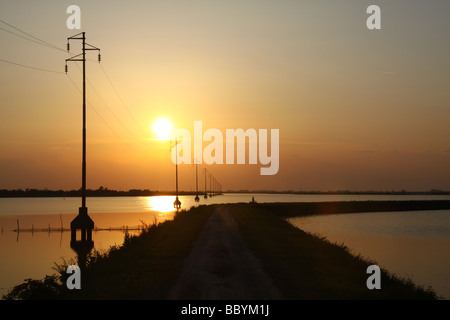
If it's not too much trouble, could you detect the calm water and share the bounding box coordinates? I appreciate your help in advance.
[1,193,449,298]
[288,210,450,299]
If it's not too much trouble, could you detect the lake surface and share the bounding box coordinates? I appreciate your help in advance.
[1,193,449,298]
[288,210,450,299]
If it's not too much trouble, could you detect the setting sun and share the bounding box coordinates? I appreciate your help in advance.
[152,118,173,140]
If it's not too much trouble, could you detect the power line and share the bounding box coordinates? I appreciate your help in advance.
[72,60,146,146]
[0,58,65,74]
[0,19,66,53]
[0,19,67,74]
[0,26,60,50]
[99,63,146,134]
[1,19,143,136]
[66,73,139,154]
[86,75,143,143]
[1,20,146,156]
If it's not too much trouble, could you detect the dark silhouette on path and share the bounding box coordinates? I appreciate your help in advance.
[168,206,281,299]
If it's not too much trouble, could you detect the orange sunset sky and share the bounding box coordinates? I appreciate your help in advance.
[1,1,449,192]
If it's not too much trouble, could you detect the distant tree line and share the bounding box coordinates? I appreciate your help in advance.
[225,189,450,195]
[0,187,448,197]
[0,187,174,197]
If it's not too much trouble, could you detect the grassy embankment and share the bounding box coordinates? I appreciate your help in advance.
[231,202,448,299]
[3,205,215,300]
[4,200,449,300]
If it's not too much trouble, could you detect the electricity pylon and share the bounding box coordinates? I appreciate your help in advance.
[65,32,100,245]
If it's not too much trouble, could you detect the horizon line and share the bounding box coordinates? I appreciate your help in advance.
[1,188,449,196]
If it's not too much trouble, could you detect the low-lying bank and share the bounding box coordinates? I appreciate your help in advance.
[256,200,450,218]
[3,201,444,300]
[230,203,440,299]
[3,205,216,300]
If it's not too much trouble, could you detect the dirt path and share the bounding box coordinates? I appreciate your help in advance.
[168,206,281,300]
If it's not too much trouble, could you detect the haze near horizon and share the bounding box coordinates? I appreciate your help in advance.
[1,1,449,192]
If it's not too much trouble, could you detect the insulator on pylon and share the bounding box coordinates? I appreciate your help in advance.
[67,43,70,52]
[65,64,68,73]
[98,53,101,62]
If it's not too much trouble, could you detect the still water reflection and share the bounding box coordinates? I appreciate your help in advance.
[145,195,182,213]
[288,210,450,299]
[0,196,182,296]
[1,194,449,298]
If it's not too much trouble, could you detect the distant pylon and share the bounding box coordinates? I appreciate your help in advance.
[173,137,181,209]
[194,160,200,202]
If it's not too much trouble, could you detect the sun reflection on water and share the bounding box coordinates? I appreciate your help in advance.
[145,196,178,213]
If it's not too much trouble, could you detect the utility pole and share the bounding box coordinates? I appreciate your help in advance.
[173,137,181,209]
[204,168,208,199]
[209,172,212,197]
[194,159,200,202]
[66,32,100,245]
